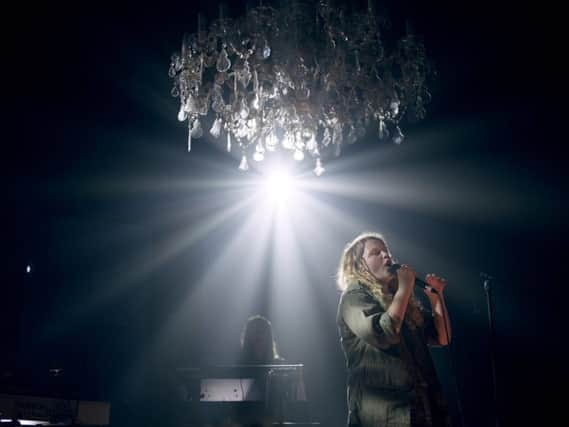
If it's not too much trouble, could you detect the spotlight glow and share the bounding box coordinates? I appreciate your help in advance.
[263,170,295,204]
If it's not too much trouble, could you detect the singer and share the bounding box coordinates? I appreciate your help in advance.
[337,232,452,427]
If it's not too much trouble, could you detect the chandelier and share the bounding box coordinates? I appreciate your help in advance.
[169,0,432,175]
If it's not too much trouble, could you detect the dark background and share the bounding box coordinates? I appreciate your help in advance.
[2,1,565,426]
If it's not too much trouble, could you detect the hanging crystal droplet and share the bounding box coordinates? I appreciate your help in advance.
[210,118,222,138]
[184,96,197,113]
[322,128,331,146]
[227,133,232,152]
[253,142,265,161]
[263,42,271,59]
[282,133,294,149]
[392,126,404,144]
[302,129,313,140]
[294,131,304,150]
[252,94,260,110]
[253,69,259,92]
[197,98,208,115]
[332,125,343,152]
[177,104,187,122]
[216,47,231,72]
[238,155,249,171]
[313,158,325,176]
[378,120,389,140]
[266,132,278,151]
[390,100,400,116]
[187,128,192,152]
[212,92,225,113]
[347,125,357,144]
[293,150,304,161]
[239,99,250,119]
[239,61,252,88]
[335,141,342,157]
[247,118,258,133]
[191,119,203,138]
[306,135,316,152]
[298,84,310,99]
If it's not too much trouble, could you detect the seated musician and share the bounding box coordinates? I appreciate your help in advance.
[239,315,306,403]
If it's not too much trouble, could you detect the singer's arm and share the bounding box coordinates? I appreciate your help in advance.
[388,266,415,334]
[426,291,452,346]
[340,288,402,349]
[387,286,413,334]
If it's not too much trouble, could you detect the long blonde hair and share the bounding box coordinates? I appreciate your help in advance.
[337,232,424,328]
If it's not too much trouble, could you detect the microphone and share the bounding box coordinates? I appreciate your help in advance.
[388,264,438,294]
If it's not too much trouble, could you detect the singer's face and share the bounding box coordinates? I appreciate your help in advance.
[363,239,394,282]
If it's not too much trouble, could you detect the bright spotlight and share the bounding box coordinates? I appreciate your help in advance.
[262,170,295,204]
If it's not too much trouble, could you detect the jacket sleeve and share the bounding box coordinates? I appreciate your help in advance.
[340,288,400,349]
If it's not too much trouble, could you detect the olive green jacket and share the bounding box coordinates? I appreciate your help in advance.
[337,282,451,427]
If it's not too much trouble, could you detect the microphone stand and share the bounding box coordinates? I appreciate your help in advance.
[432,286,466,427]
[481,273,500,427]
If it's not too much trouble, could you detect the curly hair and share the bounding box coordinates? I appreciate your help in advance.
[337,232,424,329]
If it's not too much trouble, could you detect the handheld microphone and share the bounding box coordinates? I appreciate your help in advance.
[388,264,438,294]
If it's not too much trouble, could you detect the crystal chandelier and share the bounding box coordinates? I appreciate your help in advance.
[169,0,432,175]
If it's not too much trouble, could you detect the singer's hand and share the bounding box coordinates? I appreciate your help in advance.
[396,264,416,293]
[425,274,447,295]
